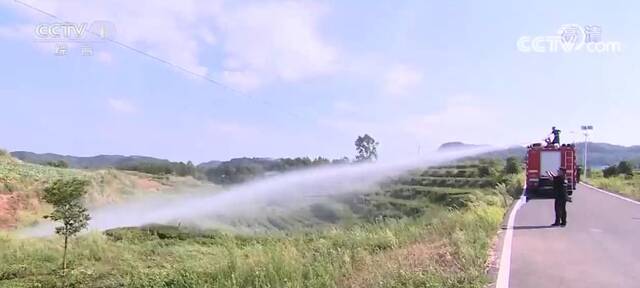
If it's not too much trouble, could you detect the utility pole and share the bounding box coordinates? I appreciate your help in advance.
[581,125,594,180]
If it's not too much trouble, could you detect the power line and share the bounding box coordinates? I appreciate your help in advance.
[13,0,307,121]
[14,0,240,94]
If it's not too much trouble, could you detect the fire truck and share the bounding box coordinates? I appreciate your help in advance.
[524,143,578,201]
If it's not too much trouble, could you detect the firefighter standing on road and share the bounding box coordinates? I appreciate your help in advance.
[549,168,568,227]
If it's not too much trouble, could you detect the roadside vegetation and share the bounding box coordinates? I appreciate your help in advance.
[587,160,640,200]
[0,146,523,287]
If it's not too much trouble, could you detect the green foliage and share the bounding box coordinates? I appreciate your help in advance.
[617,161,634,176]
[205,162,264,184]
[601,160,632,178]
[116,161,198,177]
[43,178,91,271]
[602,165,618,178]
[355,134,379,162]
[1,203,503,288]
[117,162,173,175]
[589,169,640,201]
[477,166,495,177]
[45,160,69,168]
[1,158,510,287]
[504,157,520,175]
[204,157,346,185]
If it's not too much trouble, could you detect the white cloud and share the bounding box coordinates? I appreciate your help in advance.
[3,0,337,90]
[400,98,499,144]
[107,98,136,114]
[218,1,337,90]
[383,65,423,96]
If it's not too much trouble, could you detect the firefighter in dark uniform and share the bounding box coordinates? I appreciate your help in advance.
[551,126,561,144]
[551,168,568,227]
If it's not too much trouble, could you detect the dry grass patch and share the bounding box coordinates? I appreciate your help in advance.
[339,239,458,288]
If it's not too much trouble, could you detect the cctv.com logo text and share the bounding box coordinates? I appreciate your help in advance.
[517,24,621,54]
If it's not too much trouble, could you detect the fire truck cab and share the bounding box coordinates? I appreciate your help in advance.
[524,143,577,201]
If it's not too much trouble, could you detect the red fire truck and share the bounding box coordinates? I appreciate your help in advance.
[524,143,578,201]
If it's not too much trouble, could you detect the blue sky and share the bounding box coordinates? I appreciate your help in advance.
[0,0,638,163]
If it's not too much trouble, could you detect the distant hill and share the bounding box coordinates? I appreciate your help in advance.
[11,141,640,174]
[438,142,485,151]
[10,151,175,169]
[460,142,640,168]
[196,160,222,170]
[575,142,640,168]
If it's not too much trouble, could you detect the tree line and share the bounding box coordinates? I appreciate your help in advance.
[116,161,197,177]
[205,134,379,185]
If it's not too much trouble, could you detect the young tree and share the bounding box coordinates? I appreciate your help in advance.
[42,178,91,272]
[355,134,379,162]
[504,157,521,174]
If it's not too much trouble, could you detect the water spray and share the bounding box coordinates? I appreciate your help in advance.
[21,145,503,237]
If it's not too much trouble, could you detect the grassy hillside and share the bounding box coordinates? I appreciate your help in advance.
[0,157,522,287]
[10,151,177,170]
[0,153,215,230]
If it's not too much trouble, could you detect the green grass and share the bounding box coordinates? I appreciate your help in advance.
[0,155,84,193]
[0,159,519,287]
[587,170,640,200]
[0,203,504,288]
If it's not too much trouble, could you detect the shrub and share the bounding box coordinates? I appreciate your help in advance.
[602,165,618,178]
[504,157,521,174]
[617,161,634,177]
[477,166,494,177]
[45,160,69,168]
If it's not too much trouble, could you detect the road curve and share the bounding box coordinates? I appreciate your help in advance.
[505,183,640,287]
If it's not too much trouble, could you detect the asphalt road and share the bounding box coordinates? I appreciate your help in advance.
[508,183,640,287]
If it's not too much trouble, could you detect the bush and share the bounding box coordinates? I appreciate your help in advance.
[505,175,524,199]
[602,165,618,178]
[45,160,69,168]
[477,166,496,178]
[617,161,634,177]
[504,157,521,175]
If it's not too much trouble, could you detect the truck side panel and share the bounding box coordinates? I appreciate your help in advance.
[526,149,540,189]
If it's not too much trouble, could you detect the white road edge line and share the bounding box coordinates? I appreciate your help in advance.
[581,183,640,205]
[496,192,526,288]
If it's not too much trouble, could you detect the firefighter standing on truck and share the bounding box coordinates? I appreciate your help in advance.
[550,168,568,227]
[551,126,561,144]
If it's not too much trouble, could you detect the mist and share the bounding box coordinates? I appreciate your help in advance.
[21,146,500,237]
